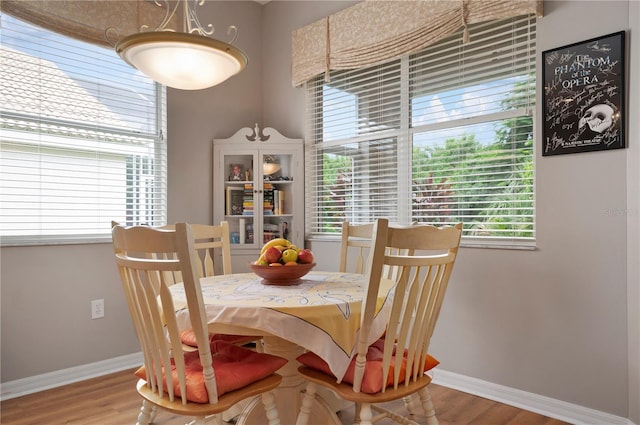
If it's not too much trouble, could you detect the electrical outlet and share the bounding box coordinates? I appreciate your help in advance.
[91,299,104,319]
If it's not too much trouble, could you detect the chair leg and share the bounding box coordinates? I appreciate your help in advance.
[402,394,420,415]
[418,387,439,425]
[136,400,154,425]
[148,404,157,423]
[358,402,374,425]
[354,403,362,425]
[222,400,245,422]
[296,383,318,425]
[261,390,281,425]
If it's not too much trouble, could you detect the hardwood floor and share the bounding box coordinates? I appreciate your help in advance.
[1,369,569,425]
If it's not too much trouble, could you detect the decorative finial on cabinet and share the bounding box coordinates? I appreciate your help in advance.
[245,124,270,142]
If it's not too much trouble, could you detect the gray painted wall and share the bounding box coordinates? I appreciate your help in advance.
[1,1,637,422]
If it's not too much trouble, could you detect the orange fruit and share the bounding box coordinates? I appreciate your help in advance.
[284,261,298,266]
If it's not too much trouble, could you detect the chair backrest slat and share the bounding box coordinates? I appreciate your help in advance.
[351,219,389,392]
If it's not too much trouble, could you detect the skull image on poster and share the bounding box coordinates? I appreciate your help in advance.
[578,103,615,134]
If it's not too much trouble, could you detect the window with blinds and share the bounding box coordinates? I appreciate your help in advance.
[306,15,536,246]
[0,15,167,245]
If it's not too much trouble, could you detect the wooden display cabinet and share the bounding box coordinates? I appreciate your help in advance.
[213,125,304,272]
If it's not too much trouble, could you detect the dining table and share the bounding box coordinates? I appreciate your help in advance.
[169,270,396,425]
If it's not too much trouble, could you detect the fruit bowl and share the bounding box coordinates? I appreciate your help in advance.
[249,262,316,285]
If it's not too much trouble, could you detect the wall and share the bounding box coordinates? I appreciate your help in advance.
[262,0,638,421]
[0,243,138,381]
[1,1,637,423]
[627,1,640,421]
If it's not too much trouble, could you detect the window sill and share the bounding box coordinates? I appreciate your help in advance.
[1,235,112,247]
[306,234,536,251]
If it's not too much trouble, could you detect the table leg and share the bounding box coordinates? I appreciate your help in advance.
[235,336,342,425]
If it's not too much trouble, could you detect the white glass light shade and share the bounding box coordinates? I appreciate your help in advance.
[116,32,247,90]
[263,162,281,176]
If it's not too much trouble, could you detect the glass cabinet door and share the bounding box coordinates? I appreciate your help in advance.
[260,151,295,246]
[222,152,255,248]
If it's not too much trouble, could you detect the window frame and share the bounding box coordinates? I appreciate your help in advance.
[0,16,168,246]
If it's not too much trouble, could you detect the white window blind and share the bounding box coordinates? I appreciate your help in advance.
[306,15,536,245]
[305,61,402,235]
[0,15,167,245]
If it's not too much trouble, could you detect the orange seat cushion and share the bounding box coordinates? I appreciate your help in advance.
[180,329,259,347]
[297,338,439,394]
[135,340,287,403]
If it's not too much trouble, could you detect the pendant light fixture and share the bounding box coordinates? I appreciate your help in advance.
[115,0,248,90]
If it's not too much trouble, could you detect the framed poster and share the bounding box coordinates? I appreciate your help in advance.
[542,31,625,156]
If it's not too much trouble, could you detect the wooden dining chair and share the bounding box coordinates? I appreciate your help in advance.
[296,219,463,425]
[111,222,286,425]
[339,221,375,274]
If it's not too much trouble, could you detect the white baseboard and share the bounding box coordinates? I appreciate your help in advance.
[0,357,635,425]
[432,369,634,425]
[0,352,143,401]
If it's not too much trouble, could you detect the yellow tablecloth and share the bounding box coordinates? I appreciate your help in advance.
[170,271,395,380]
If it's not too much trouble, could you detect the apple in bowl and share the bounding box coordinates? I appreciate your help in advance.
[297,249,314,264]
[263,246,283,264]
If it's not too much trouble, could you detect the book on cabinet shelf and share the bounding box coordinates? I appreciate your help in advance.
[273,190,279,214]
[273,190,285,215]
[225,186,244,216]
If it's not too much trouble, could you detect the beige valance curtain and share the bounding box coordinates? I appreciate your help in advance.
[291,0,543,87]
[0,0,176,47]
